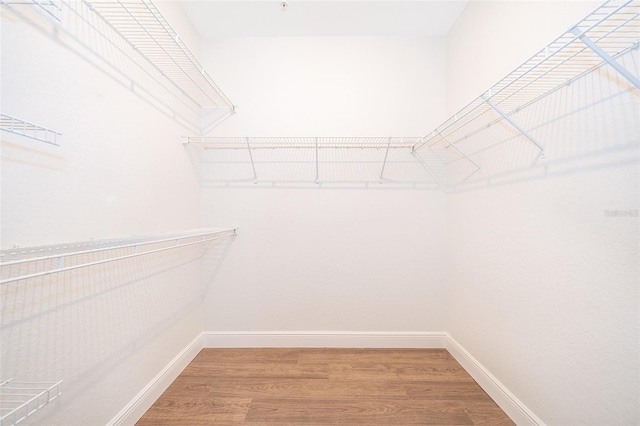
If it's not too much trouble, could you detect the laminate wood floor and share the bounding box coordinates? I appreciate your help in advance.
[137,348,515,425]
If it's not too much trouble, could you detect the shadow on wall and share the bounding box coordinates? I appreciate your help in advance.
[443,50,639,192]
[1,2,211,133]
[0,233,236,420]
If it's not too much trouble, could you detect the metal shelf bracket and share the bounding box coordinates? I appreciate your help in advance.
[481,96,545,153]
[314,137,320,184]
[379,137,392,182]
[570,27,640,89]
[246,137,258,184]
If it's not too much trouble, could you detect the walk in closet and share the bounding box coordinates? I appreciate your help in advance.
[1,0,638,424]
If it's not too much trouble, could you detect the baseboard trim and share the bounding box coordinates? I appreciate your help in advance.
[202,331,447,348]
[107,333,203,426]
[445,334,546,426]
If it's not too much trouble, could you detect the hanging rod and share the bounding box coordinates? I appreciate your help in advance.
[0,228,238,285]
[85,0,234,109]
[0,114,61,146]
[0,379,62,426]
[414,0,640,152]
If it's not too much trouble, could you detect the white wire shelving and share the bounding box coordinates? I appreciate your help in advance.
[0,229,236,423]
[1,0,62,20]
[413,0,640,166]
[0,228,238,285]
[0,379,62,426]
[187,136,420,149]
[184,137,443,186]
[0,114,61,146]
[85,0,234,110]
[183,1,639,188]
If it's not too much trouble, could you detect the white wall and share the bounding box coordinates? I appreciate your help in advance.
[446,1,600,114]
[445,2,639,425]
[203,36,447,136]
[1,3,207,424]
[200,36,449,334]
[1,3,202,248]
[203,188,447,333]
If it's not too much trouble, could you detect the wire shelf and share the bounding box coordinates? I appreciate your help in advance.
[0,379,62,426]
[414,0,639,154]
[183,1,638,188]
[184,137,443,186]
[187,136,422,150]
[0,114,61,146]
[0,228,238,285]
[1,0,62,20]
[85,0,234,109]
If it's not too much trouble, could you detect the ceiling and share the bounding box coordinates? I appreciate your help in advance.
[180,1,469,38]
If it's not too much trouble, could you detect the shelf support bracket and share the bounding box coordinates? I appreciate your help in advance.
[246,137,258,184]
[436,131,481,170]
[570,27,640,89]
[379,137,392,182]
[410,150,445,191]
[481,96,545,153]
[315,137,319,184]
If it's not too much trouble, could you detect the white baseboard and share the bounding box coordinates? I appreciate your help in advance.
[202,331,447,348]
[445,335,545,426]
[107,333,203,426]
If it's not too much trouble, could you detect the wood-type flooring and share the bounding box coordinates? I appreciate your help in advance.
[137,348,515,425]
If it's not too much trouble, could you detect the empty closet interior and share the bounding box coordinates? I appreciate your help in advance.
[1,0,638,424]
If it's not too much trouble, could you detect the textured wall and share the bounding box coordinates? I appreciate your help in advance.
[445,2,639,424]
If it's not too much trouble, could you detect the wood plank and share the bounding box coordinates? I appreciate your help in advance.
[147,376,217,398]
[463,401,517,426]
[404,381,492,401]
[136,397,251,425]
[209,378,409,399]
[328,363,403,380]
[397,364,475,381]
[244,398,473,424]
[298,348,452,364]
[193,348,299,364]
[182,362,330,379]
